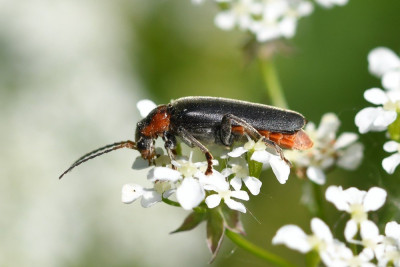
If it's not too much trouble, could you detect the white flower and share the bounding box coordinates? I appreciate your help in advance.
[326,186,387,241]
[377,221,400,266]
[368,47,400,90]
[176,177,205,210]
[382,140,400,174]
[315,0,349,8]
[355,88,399,134]
[358,220,385,259]
[204,171,249,213]
[272,218,334,254]
[228,138,290,184]
[250,0,314,42]
[122,184,164,208]
[214,0,257,31]
[224,158,262,195]
[287,113,363,184]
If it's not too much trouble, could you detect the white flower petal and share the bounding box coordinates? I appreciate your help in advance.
[363,88,389,105]
[382,153,400,174]
[373,109,397,128]
[317,113,340,139]
[360,220,379,240]
[306,166,326,185]
[383,141,399,153]
[326,186,349,211]
[225,199,247,213]
[163,189,175,198]
[230,177,242,191]
[230,190,250,201]
[269,156,290,184]
[311,218,333,242]
[355,107,396,133]
[363,187,387,212]
[334,132,358,149]
[205,194,221,209]
[147,167,182,182]
[344,187,366,205]
[243,176,262,195]
[140,190,162,208]
[279,17,296,38]
[337,143,364,170]
[176,178,205,210]
[382,70,400,90]
[250,150,271,164]
[368,47,400,77]
[221,168,233,177]
[344,219,358,241]
[297,2,314,16]
[385,221,400,240]
[228,146,248,158]
[272,225,312,253]
[136,99,157,118]
[214,11,235,30]
[121,184,144,204]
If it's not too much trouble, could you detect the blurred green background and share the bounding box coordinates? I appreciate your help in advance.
[1,0,400,266]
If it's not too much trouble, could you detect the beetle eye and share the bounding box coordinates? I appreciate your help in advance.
[137,138,150,151]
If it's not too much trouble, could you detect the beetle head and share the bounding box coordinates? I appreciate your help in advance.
[135,120,156,161]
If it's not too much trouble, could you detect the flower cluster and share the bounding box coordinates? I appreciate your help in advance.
[121,99,297,259]
[192,0,349,43]
[274,185,400,266]
[355,47,400,174]
[286,113,363,184]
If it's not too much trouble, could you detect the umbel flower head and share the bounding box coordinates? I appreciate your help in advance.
[274,185,400,266]
[193,0,350,43]
[286,113,363,184]
[355,47,400,174]
[122,99,297,260]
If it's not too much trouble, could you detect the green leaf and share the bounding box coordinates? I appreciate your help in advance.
[170,211,207,234]
[221,205,245,235]
[206,209,225,263]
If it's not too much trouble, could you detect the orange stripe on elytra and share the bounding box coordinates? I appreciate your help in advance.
[232,126,313,150]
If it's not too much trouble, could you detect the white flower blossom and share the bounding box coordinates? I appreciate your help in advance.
[229,138,290,184]
[122,184,165,208]
[326,186,387,241]
[315,0,348,8]
[377,221,400,266]
[382,140,400,174]
[355,88,399,134]
[223,158,262,195]
[287,113,363,184]
[205,171,249,213]
[194,0,348,43]
[272,218,334,254]
[368,47,400,91]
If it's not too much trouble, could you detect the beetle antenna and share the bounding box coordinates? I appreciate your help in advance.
[59,140,137,179]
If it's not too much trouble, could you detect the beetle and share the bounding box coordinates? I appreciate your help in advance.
[59,96,313,179]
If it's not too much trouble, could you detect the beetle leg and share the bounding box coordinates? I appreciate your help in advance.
[163,132,177,169]
[221,114,291,167]
[176,126,214,175]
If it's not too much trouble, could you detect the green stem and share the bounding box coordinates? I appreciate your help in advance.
[162,197,181,207]
[225,229,297,267]
[259,58,288,109]
[311,182,326,221]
